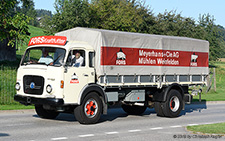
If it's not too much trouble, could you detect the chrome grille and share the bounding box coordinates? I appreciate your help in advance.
[23,75,44,95]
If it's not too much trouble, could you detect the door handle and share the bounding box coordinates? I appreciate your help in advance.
[83,74,88,77]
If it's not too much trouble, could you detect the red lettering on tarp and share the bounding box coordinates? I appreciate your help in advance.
[28,36,67,46]
[101,46,208,67]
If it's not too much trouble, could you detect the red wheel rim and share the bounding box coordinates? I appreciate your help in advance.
[84,99,98,118]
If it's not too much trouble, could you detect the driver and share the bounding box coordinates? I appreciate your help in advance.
[38,49,53,65]
[72,50,84,67]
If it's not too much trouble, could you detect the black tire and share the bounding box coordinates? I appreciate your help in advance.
[74,92,103,124]
[35,105,59,119]
[162,89,183,118]
[122,104,147,115]
[154,102,165,117]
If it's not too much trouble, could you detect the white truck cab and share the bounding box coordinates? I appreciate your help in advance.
[15,28,209,124]
[15,36,102,123]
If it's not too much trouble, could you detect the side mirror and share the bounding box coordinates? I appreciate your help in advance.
[63,63,68,73]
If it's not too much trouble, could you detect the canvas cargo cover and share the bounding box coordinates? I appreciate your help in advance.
[56,27,209,76]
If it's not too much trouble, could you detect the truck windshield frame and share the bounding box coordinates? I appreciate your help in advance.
[21,47,66,67]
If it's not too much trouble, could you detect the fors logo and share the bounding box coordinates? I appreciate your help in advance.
[70,73,79,83]
[190,53,198,67]
[116,48,126,65]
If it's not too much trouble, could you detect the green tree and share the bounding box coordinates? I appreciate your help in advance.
[0,0,31,46]
[51,0,90,32]
[41,15,55,35]
[35,9,53,34]
[89,0,144,32]
[198,14,225,61]
[153,10,205,39]
[135,1,156,34]
[36,9,52,17]
[20,0,38,26]
[0,0,31,61]
[152,11,224,61]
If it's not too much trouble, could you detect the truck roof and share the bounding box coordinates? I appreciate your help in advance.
[56,27,209,52]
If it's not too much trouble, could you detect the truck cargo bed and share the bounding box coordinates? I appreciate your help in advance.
[56,27,209,82]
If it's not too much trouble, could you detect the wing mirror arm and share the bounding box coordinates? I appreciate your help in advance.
[63,63,68,73]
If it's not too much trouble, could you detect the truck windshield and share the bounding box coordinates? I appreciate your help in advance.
[21,47,66,66]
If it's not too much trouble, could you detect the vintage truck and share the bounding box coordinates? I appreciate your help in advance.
[14,27,209,124]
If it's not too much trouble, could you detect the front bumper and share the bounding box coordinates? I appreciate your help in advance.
[14,94,64,106]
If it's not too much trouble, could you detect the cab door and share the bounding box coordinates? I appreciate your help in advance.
[63,49,95,104]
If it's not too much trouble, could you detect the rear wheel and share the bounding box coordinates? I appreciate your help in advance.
[35,105,59,119]
[162,89,183,118]
[122,104,147,115]
[74,92,103,124]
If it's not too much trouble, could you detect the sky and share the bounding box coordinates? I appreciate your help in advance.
[34,0,225,27]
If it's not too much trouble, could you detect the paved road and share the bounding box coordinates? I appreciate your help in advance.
[0,103,225,141]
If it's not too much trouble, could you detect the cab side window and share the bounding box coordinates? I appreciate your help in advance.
[66,49,85,67]
[89,52,95,67]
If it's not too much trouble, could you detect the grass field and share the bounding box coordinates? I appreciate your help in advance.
[188,62,225,135]
[0,105,34,110]
[187,122,225,134]
[0,25,46,107]
[0,66,17,105]
[192,61,225,101]
[17,25,46,56]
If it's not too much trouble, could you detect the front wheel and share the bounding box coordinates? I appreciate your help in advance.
[122,104,147,115]
[162,89,183,118]
[35,105,59,119]
[74,92,103,124]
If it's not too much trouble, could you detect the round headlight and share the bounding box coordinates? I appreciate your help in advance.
[15,82,20,91]
[46,85,52,93]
